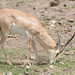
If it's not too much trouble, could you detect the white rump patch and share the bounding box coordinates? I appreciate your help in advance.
[10,23,26,36]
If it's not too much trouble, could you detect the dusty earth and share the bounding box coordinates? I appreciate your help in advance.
[0,0,75,75]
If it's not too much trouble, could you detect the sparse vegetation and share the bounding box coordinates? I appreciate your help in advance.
[0,0,75,75]
[66,48,75,51]
[16,1,26,4]
[64,22,75,26]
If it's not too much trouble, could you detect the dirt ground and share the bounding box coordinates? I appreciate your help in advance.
[0,0,75,75]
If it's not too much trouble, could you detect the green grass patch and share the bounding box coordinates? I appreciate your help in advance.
[16,0,26,4]
[66,48,75,51]
[72,4,75,8]
[0,3,2,6]
[53,71,60,75]
[64,22,75,26]
[51,16,56,19]
[0,61,49,75]
[61,17,66,20]
[58,7,63,12]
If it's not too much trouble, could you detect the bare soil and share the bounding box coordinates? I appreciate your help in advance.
[0,0,75,75]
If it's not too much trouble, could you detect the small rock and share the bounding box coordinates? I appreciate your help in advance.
[16,4,19,7]
[67,19,74,22]
[19,65,24,68]
[67,28,71,32]
[49,20,57,27]
[50,24,55,27]
[70,0,75,1]
[58,21,63,25]
[22,60,27,64]
[25,72,30,75]
[30,56,35,60]
[69,25,72,27]
[6,72,12,75]
[64,28,68,32]
[8,35,17,38]
[65,28,71,32]
[44,7,48,11]
[40,10,45,13]
[50,20,57,24]
[33,7,35,10]
[74,51,75,54]
[59,62,64,65]
[64,4,67,7]
[34,68,39,72]
[49,65,54,69]
[44,68,49,72]
[64,52,70,55]
[44,17,50,20]
[63,69,66,71]
[42,14,45,16]
[73,14,75,15]
[50,1,60,6]
[26,65,31,70]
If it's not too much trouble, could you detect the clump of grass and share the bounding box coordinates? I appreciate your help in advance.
[55,21,60,25]
[53,71,60,75]
[61,17,66,20]
[64,22,75,26]
[16,1,26,4]
[58,8,63,12]
[72,4,75,8]
[0,3,2,6]
[51,16,56,19]
[66,48,75,51]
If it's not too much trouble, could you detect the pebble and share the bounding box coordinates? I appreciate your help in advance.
[50,20,57,24]
[49,65,54,69]
[25,72,30,75]
[67,19,74,22]
[6,72,12,75]
[30,56,35,60]
[59,62,64,65]
[50,24,55,27]
[64,52,70,55]
[26,65,31,70]
[21,60,27,64]
[33,7,35,10]
[34,68,39,72]
[64,4,67,7]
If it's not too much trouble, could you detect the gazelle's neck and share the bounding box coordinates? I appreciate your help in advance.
[36,28,56,50]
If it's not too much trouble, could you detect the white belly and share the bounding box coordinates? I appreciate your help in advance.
[10,23,26,36]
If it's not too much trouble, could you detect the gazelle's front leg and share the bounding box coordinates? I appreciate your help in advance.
[31,37,40,62]
[26,31,39,65]
[0,33,12,65]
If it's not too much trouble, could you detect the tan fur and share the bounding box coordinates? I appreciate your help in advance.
[0,9,56,65]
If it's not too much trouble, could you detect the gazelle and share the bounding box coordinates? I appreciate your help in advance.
[0,9,75,65]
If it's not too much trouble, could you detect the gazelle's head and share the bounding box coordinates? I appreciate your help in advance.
[49,31,75,64]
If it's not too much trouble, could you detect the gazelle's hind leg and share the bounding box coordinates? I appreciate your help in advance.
[26,31,32,65]
[0,25,12,65]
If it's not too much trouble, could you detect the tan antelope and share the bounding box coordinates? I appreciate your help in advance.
[0,9,75,65]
